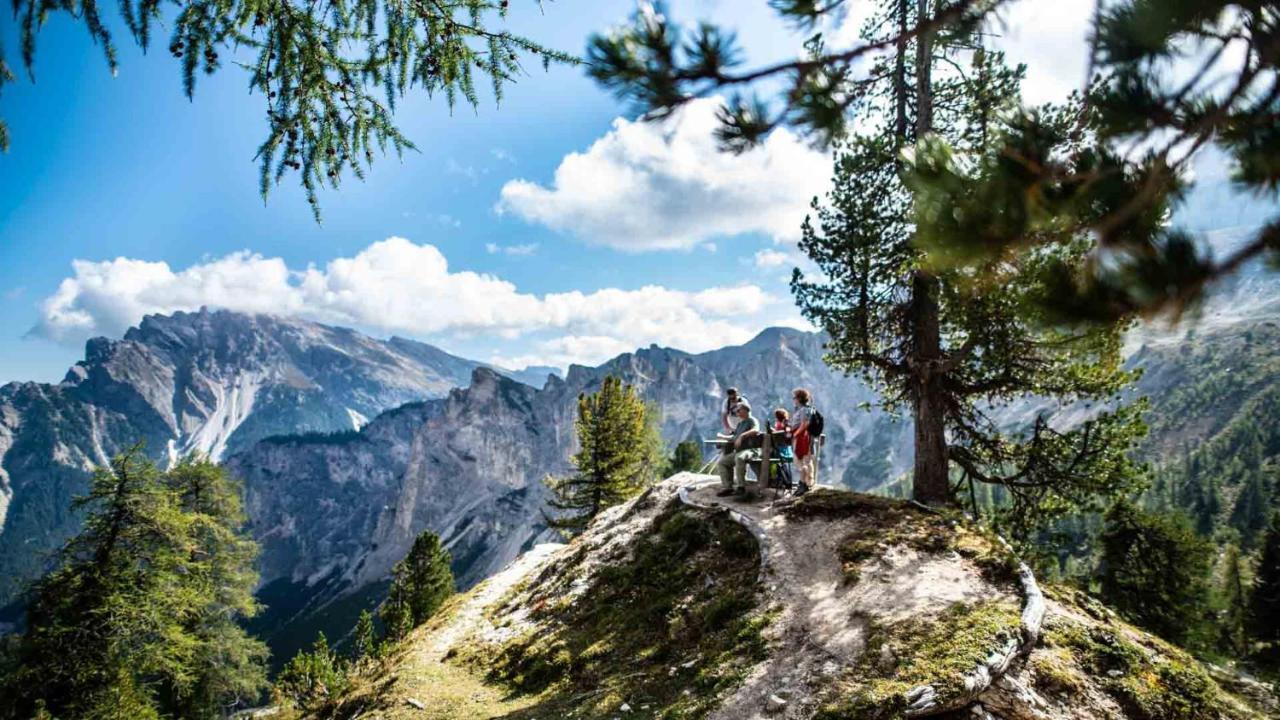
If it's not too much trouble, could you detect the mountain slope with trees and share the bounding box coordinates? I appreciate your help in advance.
[289,476,1278,720]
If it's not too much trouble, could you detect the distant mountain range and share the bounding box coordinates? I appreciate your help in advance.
[0,309,547,607]
[1,250,1275,658]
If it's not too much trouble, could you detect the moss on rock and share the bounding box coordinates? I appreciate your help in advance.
[1042,613,1238,720]
[815,600,1023,720]
[455,503,769,719]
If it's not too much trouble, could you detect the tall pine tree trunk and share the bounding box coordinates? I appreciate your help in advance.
[894,0,909,139]
[909,0,950,506]
[910,271,950,504]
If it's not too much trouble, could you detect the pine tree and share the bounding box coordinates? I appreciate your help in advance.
[1099,499,1213,647]
[545,375,660,535]
[273,633,348,712]
[588,1,1278,320]
[786,0,1145,528]
[3,0,574,218]
[160,455,269,719]
[1251,513,1280,648]
[1194,475,1222,537]
[380,530,454,642]
[1217,544,1251,657]
[668,440,705,475]
[352,610,377,665]
[1231,471,1271,549]
[3,447,197,719]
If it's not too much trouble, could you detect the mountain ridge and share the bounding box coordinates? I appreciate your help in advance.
[2,271,1277,656]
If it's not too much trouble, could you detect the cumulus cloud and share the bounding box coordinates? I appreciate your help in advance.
[31,238,779,368]
[496,97,832,252]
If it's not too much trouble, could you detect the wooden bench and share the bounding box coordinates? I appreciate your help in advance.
[705,429,792,487]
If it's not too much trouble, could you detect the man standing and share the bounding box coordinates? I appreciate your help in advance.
[721,387,749,433]
[717,402,760,499]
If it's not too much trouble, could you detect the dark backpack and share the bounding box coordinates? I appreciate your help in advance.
[808,408,825,438]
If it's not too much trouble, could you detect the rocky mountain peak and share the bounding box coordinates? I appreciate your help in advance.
[0,310,495,608]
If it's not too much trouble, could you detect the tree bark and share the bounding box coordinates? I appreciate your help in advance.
[894,0,910,140]
[910,271,951,505]
[908,0,949,506]
[915,0,933,137]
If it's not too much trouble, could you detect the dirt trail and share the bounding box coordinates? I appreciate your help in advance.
[677,475,1017,720]
[420,542,565,661]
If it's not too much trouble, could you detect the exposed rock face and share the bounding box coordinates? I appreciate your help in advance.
[0,308,490,606]
[228,368,566,594]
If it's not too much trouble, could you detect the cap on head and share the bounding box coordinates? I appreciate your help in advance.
[736,401,751,414]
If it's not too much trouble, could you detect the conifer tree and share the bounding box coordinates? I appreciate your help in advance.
[1,449,269,719]
[1217,544,1251,658]
[589,0,1278,320]
[1231,471,1271,549]
[782,0,1144,528]
[668,439,704,475]
[544,375,660,535]
[272,632,348,712]
[380,530,454,642]
[4,0,574,218]
[3,447,197,719]
[1100,499,1213,647]
[161,455,269,719]
[1251,513,1280,648]
[352,610,377,665]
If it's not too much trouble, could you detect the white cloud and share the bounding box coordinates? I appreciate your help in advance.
[31,238,781,369]
[496,97,832,252]
[485,242,539,256]
[993,0,1093,106]
[753,249,793,268]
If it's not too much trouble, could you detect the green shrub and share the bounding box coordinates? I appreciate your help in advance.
[273,633,350,711]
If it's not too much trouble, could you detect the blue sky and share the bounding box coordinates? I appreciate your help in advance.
[0,0,1274,383]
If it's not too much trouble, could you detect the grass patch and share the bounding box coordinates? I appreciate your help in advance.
[310,653,542,720]
[815,600,1022,720]
[456,504,769,719]
[780,488,906,520]
[820,491,1019,587]
[1042,615,1233,720]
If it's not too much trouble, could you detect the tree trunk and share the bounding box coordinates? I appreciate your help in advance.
[910,271,951,505]
[894,0,909,140]
[915,0,933,137]
[908,0,949,506]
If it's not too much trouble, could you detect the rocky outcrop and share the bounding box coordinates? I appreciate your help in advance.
[300,476,1278,720]
[228,368,565,595]
[0,309,491,607]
